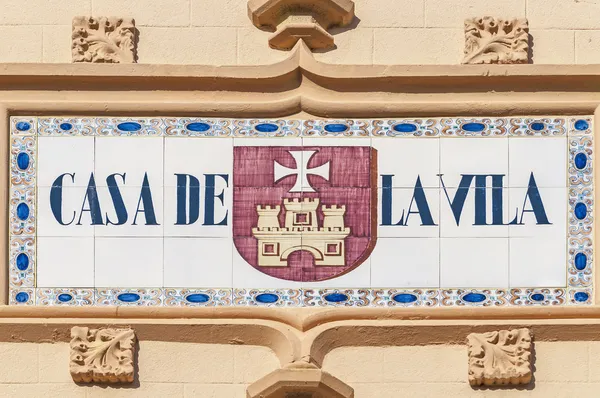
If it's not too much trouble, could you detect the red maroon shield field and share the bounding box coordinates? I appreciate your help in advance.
[233,146,377,282]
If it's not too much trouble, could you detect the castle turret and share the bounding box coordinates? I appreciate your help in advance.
[283,198,319,229]
[322,205,346,229]
[256,205,281,230]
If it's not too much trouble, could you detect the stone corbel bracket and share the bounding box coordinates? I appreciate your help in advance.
[467,328,532,386]
[248,0,355,51]
[72,16,137,63]
[70,326,136,383]
[247,360,354,398]
[462,17,529,64]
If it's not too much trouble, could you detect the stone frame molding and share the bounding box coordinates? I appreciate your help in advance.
[463,17,529,64]
[467,328,532,386]
[0,41,597,394]
[72,16,137,63]
[247,0,355,50]
[69,326,136,383]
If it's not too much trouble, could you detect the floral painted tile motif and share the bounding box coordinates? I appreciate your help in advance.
[9,116,593,306]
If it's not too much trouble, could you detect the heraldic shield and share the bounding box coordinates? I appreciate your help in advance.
[233,146,377,282]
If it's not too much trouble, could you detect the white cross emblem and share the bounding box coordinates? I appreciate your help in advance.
[274,150,330,192]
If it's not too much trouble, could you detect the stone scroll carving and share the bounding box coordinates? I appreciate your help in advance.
[72,16,137,63]
[248,0,355,51]
[462,17,529,64]
[467,328,532,386]
[70,326,136,383]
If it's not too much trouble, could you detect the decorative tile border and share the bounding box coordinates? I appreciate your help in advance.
[8,116,594,307]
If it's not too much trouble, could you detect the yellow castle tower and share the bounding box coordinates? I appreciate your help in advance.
[252,198,350,267]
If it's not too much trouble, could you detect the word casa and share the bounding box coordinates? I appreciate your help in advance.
[381,173,551,226]
[49,173,228,226]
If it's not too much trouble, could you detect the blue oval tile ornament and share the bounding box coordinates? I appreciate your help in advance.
[574,252,587,271]
[117,122,142,132]
[575,119,589,131]
[59,122,73,131]
[530,293,544,302]
[255,123,279,133]
[186,122,211,132]
[15,292,29,303]
[117,293,141,303]
[574,292,589,302]
[185,293,210,303]
[461,122,485,132]
[530,122,545,131]
[16,203,29,220]
[392,293,418,303]
[463,292,486,303]
[324,123,349,133]
[255,293,279,304]
[575,202,588,220]
[16,152,30,170]
[16,253,29,271]
[393,123,417,133]
[574,153,587,169]
[15,121,31,131]
[57,293,74,303]
[324,293,349,303]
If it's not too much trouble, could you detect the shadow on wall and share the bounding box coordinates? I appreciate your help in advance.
[313,16,362,54]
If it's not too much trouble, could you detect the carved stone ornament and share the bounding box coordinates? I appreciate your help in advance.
[462,17,529,64]
[72,16,136,63]
[248,0,354,51]
[70,326,136,383]
[467,328,532,386]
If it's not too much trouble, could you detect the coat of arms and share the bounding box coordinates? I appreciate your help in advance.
[233,146,376,282]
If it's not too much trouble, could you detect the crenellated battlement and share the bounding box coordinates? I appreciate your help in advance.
[253,196,349,267]
[256,204,281,212]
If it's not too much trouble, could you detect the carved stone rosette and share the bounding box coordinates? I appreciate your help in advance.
[462,17,529,64]
[248,0,355,51]
[70,326,136,383]
[72,16,136,63]
[467,328,532,386]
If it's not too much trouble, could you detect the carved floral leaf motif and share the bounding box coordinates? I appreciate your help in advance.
[72,16,136,63]
[462,17,529,64]
[467,328,532,386]
[70,326,136,383]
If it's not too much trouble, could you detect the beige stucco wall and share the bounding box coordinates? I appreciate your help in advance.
[1,340,598,397]
[1,0,598,65]
[0,342,279,397]
[324,342,600,397]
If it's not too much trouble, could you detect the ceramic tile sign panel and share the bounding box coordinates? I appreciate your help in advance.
[8,116,593,307]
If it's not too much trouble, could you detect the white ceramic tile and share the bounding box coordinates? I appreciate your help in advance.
[303,258,371,288]
[37,186,94,237]
[508,137,567,188]
[301,137,370,147]
[94,136,163,187]
[94,186,164,237]
[440,238,509,288]
[440,137,509,188]
[164,137,232,187]
[163,238,232,287]
[233,137,302,147]
[508,187,567,238]
[378,188,439,238]
[95,237,163,288]
[163,179,232,237]
[440,188,509,238]
[37,237,94,287]
[232,243,303,288]
[509,237,567,287]
[371,238,439,288]
[372,137,439,188]
[37,137,94,187]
